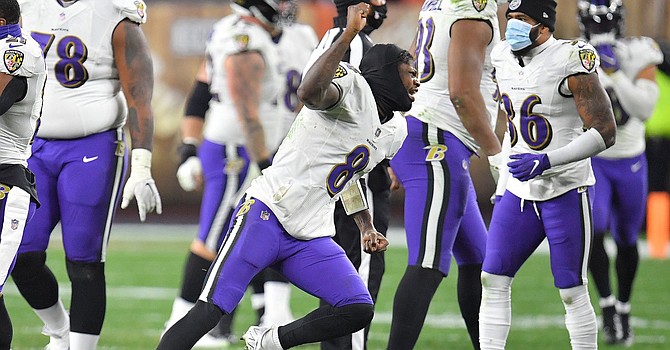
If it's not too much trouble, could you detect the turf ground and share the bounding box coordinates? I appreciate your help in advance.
[4,224,670,349]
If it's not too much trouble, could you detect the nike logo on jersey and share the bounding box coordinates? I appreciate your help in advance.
[8,43,22,48]
[83,156,99,163]
[530,159,540,175]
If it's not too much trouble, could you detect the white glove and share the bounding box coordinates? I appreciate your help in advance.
[121,148,163,221]
[176,156,202,192]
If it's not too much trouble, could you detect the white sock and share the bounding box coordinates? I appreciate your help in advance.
[479,272,513,350]
[560,285,597,350]
[260,326,284,350]
[70,332,99,350]
[34,299,69,336]
[599,294,616,308]
[262,282,293,326]
[615,300,631,314]
[164,298,195,331]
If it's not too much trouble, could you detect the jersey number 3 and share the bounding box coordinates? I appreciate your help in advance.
[31,32,89,88]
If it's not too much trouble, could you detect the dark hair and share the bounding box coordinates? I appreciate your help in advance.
[0,0,20,25]
[398,50,414,66]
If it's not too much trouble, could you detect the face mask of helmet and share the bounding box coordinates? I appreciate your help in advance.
[577,0,624,43]
[231,0,295,27]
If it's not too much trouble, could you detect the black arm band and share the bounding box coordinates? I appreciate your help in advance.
[177,143,198,165]
[0,76,27,116]
[184,80,211,119]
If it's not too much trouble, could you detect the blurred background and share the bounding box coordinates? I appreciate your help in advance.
[125,0,670,227]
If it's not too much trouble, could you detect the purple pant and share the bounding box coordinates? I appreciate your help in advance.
[484,187,594,289]
[390,116,486,275]
[200,196,372,313]
[592,155,647,246]
[18,129,127,262]
[197,140,251,251]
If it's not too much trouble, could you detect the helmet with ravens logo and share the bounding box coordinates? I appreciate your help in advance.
[578,0,625,41]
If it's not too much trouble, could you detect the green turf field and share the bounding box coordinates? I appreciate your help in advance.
[4,224,670,349]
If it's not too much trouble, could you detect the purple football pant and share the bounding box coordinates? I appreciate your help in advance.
[197,140,251,251]
[484,187,594,289]
[0,187,36,293]
[18,129,127,262]
[390,116,486,275]
[592,154,647,246]
[200,196,372,313]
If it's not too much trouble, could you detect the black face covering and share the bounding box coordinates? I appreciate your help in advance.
[359,44,413,123]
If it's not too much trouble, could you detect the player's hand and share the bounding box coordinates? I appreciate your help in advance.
[121,149,163,222]
[176,156,202,191]
[507,153,550,182]
[487,152,505,185]
[346,2,372,34]
[595,44,619,74]
[387,166,401,191]
[362,229,389,254]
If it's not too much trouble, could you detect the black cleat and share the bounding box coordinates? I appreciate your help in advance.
[619,312,634,347]
[601,305,619,345]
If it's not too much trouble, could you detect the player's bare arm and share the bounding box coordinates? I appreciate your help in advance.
[569,72,616,148]
[298,2,370,110]
[352,209,389,254]
[113,19,154,150]
[226,51,270,163]
[448,19,501,156]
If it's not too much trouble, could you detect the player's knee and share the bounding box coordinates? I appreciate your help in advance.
[66,259,105,284]
[337,303,374,331]
[559,285,589,304]
[11,251,47,282]
[481,271,513,289]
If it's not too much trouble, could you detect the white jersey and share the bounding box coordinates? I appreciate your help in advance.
[203,15,281,150]
[18,0,147,139]
[492,37,599,201]
[409,0,500,152]
[597,36,663,159]
[247,63,407,239]
[274,23,318,146]
[0,29,46,166]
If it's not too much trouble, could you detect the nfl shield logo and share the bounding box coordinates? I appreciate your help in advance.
[472,0,488,12]
[4,49,24,73]
[11,219,18,230]
[260,211,270,221]
[579,49,597,72]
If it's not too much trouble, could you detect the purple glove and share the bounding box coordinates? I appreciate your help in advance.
[595,44,619,73]
[507,153,551,182]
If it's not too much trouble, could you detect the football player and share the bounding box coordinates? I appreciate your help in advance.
[578,0,663,345]
[165,0,317,345]
[386,0,502,349]
[157,3,419,349]
[479,0,616,349]
[10,0,162,349]
[303,1,392,348]
[0,1,46,349]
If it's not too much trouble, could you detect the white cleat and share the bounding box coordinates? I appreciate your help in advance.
[242,326,282,350]
[42,326,69,350]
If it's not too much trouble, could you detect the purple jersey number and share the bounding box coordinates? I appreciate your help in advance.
[284,69,301,113]
[415,17,436,84]
[31,32,89,88]
[327,145,371,197]
[501,94,553,150]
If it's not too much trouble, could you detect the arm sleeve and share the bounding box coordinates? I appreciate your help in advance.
[608,70,660,121]
[546,128,607,167]
[0,76,27,115]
